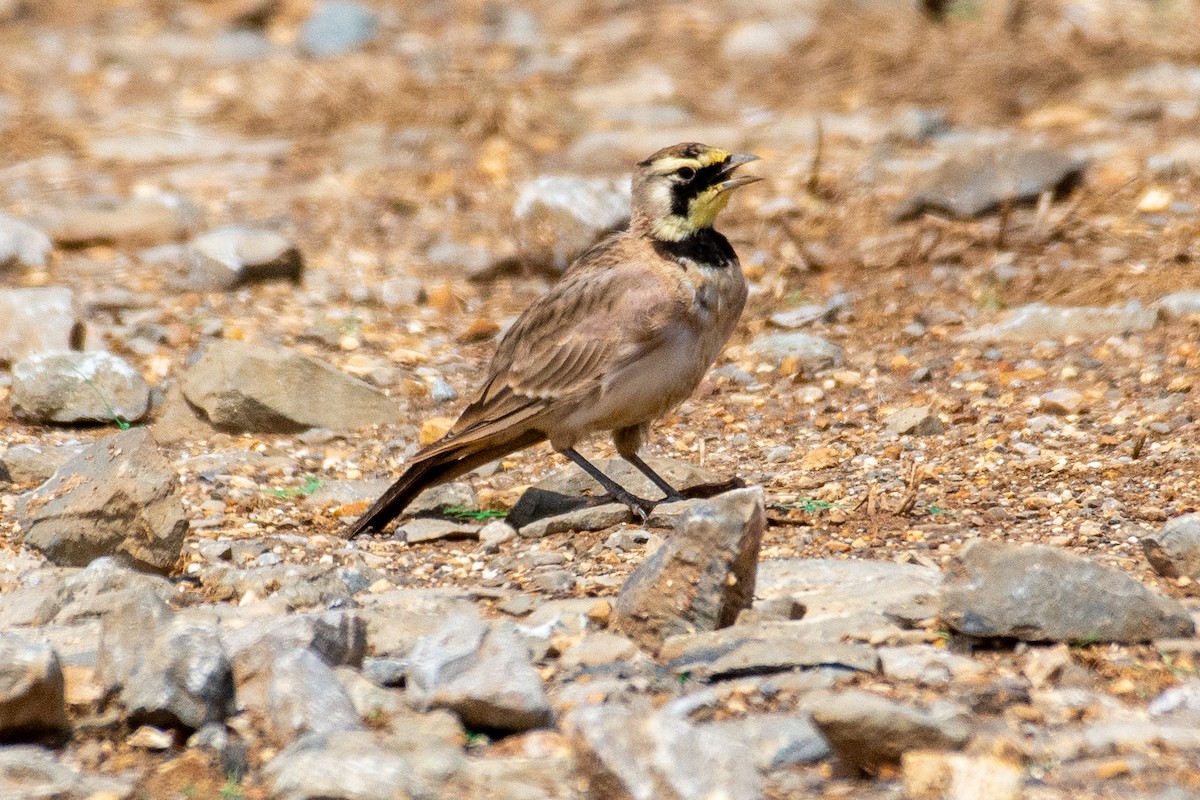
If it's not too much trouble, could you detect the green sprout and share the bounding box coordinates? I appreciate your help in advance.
[443,505,508,520]
[267,474,323,498]
[72,366,131,430]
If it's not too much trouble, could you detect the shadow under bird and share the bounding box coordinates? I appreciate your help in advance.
[347,142,762,536]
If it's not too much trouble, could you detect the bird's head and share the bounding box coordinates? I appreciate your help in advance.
[631,143,761,242]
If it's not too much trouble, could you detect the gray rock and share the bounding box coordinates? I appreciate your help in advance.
[1156,290,1200,319]
[0,633,67,738]
[302,478,390,508]
[721,17,814,61]
[941,540,1195,643]
[180,340,399,433]
[265,730,463,800]
[567,703,762,800]
[0,745,134,799]
[614,488,766,652]
[188,723,251,780]
[183,226,303,291]
[1143,513,1200,580]
[513,176,630,272]
[298,0,379,58]
[19,427,189,574]
[664,624,879,679]
[745,332,844,370]
[878,644,987,686]
[0,212,52,270]
[756,559,942,639]
[266,649,364,745]
[442,753,580,800]
[98,601,234,730]
[408,615,550,732]
[894,147,1085,220]
[883,405,945,437]
[38,196,191,247]
[0,443,86,485]
[808,690,973,774]
[517,503,631,539]
[1039,388,1086,416]
[0,287,82,364]
[357,589,479,658]
[407,481,477,516]
[224,610,366,714]
[700,713,830,770]
[54,557,177,624]
[200,563,372,610]
[959,302,1157,343]
[395,517,481,544]
[10,350,151,425]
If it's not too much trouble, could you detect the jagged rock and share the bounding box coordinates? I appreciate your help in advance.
[18,428,189,575]
[98,598,233,730]
[808,691,973,774]
[10,350,151,425]
[407,614,550,732]
[894,147,1085,220]
[513,176,630,272]
[663,624,879,679]
[0,212,52,270]
[0,633,68,738]
[183,226,303,291]
[1156,290,1200,319]
[614,488,765,652]
[357,589,479,658]
[223,610,366,713]
[883,405,945,437]
[0,287,82,365]
[567,703,762,800]
[180,340,399,433]
[1142,513,1200,580]
[940,540,1195,643]
[266,649,364,746]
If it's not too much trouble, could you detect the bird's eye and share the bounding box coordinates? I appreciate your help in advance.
[677,166,696,181]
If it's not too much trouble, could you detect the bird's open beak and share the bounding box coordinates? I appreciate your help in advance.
[715,153,763,192]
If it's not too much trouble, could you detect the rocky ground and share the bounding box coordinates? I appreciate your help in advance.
[2,0,1200,798]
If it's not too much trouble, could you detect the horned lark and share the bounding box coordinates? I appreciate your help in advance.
[347,142,761,536]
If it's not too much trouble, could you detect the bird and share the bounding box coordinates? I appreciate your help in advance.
[347,142,761,536]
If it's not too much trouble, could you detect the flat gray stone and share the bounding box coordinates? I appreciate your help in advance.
[10,350,151,425]
[0,633,67,738]
[184,226,303,291]
[0,745,134,800]
[517,503,631,539]
[700,713,830,770]
[265,730,464,800]
[894,146,1085,220]
[395,517,481,544]
[808,690,973,774]
[665,625,879,679]
[18,428,189,575]
[567,703,762,800]
[0,287,82,364]
[180,340,399,433]
[0,443,87,486]
[614,488,765,652]
[0,212,52,270]
[1156,290,1200,319]
[1143,513,1200,580]
[37,196,191,247]
[959,302,1157,343]
[407,615,550,732]
[357,589,479,658]
[941,540,1195,643]
[745,332,844,370]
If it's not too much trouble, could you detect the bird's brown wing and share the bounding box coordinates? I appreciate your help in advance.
[430,244,684,454]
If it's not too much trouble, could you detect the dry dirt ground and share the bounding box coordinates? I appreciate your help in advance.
[1,1,1200,798]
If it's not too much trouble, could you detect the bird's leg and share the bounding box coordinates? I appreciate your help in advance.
[621,451,686,502]
[560,447,658,521]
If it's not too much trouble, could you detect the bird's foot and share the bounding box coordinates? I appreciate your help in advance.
[601,490,659,522]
